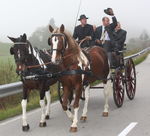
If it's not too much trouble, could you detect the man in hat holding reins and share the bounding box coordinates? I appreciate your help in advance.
[94,8,118,68]
[73,14,95,48]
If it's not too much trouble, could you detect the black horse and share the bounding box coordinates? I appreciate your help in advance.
[8,34,59,131]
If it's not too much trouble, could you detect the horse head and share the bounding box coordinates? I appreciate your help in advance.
[8,33,32,75]
[48,24,67,64]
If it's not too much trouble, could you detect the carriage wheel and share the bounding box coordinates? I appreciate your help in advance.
[113,68,125,108]
[57,81,63,104]
[125,58,136,100]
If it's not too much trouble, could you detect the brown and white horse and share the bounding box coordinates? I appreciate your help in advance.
[48,24,112,132]
[8,34,58,131]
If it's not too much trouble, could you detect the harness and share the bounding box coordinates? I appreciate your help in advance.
[49,33,67,56]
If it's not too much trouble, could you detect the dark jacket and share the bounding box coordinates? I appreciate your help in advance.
[94,16,117,46]
[73,24,94,48]
[113,29,127,50]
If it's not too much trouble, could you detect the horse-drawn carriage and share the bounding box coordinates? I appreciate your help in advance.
[8,25,137,132]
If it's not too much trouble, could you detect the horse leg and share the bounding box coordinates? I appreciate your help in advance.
[103,79,112,117]
[70,85,82,132]
[45,90,51,119]
[63,86,74,121]
[21,87,30,131]
[39,89,47,127]
[80,85,90,122]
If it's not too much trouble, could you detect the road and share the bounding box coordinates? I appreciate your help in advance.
[0,55,150,136]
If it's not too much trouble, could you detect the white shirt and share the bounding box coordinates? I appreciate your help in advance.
[100,26,110,41]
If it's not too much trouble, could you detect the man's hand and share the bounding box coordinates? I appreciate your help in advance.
[95,39,102,44]
[108,8,114,16]
[85,36,92,41]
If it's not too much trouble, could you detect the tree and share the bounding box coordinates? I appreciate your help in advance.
[139,30,149,41]
[29,18,57,49]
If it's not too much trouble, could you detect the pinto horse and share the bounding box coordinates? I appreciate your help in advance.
[8,34,58,131]
[48,25,112,132]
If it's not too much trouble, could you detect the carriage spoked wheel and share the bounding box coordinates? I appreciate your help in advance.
[125,58,136,100]
[57,81,63,104]
[113,68,125,108]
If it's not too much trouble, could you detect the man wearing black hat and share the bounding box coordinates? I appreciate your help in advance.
[94,8,118,68]
[73,14,94,48]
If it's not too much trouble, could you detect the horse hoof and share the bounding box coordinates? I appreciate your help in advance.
[70,127,77,132]
[45,115,50,120]
[39,122,47,127]
[22,124,30,131]
[80,116,87,122]
[102,112,108,117]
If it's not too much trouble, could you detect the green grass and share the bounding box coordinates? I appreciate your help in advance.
[0,42,11,56]
[0,84,59,121]
[0,57,19,85]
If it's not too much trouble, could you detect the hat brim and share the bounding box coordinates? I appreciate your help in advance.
[78,17,88,21]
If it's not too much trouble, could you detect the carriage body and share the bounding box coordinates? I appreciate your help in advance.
[111,48,136,107]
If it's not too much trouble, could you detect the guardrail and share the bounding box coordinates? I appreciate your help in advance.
[0,47,150,98]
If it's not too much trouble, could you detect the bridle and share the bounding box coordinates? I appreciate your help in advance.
[49,33,67,57]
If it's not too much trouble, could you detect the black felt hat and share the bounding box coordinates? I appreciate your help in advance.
[78,14,89,21]
[104,8,114,16]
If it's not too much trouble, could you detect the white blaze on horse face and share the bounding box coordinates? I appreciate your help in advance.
[17,50,21,58]
[51,36,59,63]
[32,48,47,69]
[28,46,32,54]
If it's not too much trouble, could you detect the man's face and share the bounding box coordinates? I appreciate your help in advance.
[115,23,121,31]
[80,18,87,26]
[102,18,110,26]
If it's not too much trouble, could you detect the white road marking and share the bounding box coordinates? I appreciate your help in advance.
[118,122,138,136]
[0,101,59,126]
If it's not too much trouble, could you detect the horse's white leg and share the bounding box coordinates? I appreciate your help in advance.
[70,107,79,132]
[21,99,29,131]
[39,99,46,127]
[81,85,90,121]
[65,109,74,121]
[45,90,51,119]
[103,79,112,117]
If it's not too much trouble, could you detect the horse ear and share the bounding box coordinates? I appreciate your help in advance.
[22,33,27,42]
[7,36,17,43]
[49,25,54,33]
[10,47,14,55]
[60,24,65,33]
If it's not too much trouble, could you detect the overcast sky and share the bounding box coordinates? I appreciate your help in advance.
[0,0,150,42]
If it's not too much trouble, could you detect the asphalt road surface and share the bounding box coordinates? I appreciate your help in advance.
[0,55,150,136]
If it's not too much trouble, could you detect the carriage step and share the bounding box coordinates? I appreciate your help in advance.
[90,86,104,89]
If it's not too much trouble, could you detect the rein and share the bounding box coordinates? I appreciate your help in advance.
[26,61,52,69]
